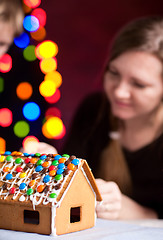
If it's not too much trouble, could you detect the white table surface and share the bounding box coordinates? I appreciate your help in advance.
[0,218,163,240]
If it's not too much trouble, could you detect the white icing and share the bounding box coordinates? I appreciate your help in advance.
[19,195,26,202]
[51,206,57,236]
[0,154,83,212]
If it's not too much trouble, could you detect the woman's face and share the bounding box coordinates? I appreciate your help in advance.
[104,51,163,120]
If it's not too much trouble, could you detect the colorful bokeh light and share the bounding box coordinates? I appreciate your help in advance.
[23,102,40,121]
[44,71,62,88]
[31,8,46,27]
[13,121,30,138]
[30,27,46,41]
[53,124,66,139]
[0,108,13,127]
[38,41,58,59]
[23,15,39,32]
[16,82,33,100]
[0,54,12,73]
[44,89,61,104]
[23,45,37,61]
[0,137,6,152]
[40,58,57,74]
[14,32,30,48]
[44,116,64,138]
[23,136,39,153]
[39,80,56,97]
[0,77,4,92]
[23,2,32,13]
[23,0,41,8]
[45,107,61,119]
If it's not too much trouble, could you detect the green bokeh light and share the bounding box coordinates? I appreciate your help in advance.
[23,45,37,62]
[13,120,30,138]
[0,77,4,92]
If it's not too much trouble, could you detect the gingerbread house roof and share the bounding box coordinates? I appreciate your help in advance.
[0,151,102,209]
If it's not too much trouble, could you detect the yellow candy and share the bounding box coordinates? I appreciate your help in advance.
[0,156,5,162]
[19,172,27,178]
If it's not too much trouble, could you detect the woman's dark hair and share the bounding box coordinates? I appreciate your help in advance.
[109,16,163,62]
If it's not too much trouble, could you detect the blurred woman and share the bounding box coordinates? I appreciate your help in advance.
[63,16,163,219]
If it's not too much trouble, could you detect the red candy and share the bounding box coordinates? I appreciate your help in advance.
[9,187,16,194]
[25,158,30,164]
[49,165,56,171]
[16,167,23,172]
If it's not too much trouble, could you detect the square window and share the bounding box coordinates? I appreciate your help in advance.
[24,210,39,225]
[70,207,81,223]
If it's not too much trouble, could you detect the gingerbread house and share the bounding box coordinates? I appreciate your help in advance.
[0,151,102,235]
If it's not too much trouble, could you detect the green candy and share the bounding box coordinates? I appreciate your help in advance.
[36,159,43,165]
[52,160,59,166]
[35,153,41,157]
[62,154,70,158]
[27,188,33,196]
[15,158,22,164]
[6,156,13,162]
[55,174,62,181]
[50,193,57,198]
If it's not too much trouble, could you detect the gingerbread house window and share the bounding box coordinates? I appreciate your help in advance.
[24,210,39,225]
[70,207,81,223]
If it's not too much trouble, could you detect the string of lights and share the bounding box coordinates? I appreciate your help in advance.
[0,0,65,153]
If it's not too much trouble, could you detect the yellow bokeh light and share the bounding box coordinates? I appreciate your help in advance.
[16,82,33,100]
[46,116,63,137]
[39,80,56,97]
[35,43,42,59]
[40,58,57,74]
[39,40,58,58]
[42,122,53,139]
[44,71,62,88]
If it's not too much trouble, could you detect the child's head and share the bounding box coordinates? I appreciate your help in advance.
[0,0,24,56]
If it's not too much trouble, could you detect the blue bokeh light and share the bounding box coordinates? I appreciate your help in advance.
[23,15,39,32]
[14,32,30,48]
[23,102,40,121]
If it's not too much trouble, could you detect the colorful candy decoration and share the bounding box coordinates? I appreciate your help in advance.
[0,1,65,152]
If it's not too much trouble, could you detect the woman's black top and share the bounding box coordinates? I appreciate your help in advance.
[62,91,163,218]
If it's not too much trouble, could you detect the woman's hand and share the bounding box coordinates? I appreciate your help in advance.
[95,178,122,220]
[96,178,158,220]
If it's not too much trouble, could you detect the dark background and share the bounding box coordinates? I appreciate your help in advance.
[1,0,163,152]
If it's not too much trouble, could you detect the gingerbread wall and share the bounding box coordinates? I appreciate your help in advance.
[55,167,96,235]
[0,201,51,235]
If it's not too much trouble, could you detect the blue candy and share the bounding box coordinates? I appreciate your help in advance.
[40,155,47,160]
[57,168,64,175]
[54,155,62,160]
[23,153,30,157]
[19,182,27,190]
[43,175,50,183]
[71,159,80,165]
[4,151,11,155]
[6,173,13,180]
[35,165,43,172]
[58,163,65,169]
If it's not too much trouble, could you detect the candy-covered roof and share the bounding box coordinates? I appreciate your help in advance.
[0,151,102,209]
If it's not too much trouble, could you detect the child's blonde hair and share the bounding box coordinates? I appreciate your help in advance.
[0,0,24,36]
